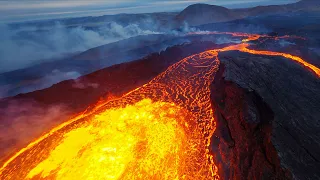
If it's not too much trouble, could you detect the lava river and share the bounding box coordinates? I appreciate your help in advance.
[0,32,319,180]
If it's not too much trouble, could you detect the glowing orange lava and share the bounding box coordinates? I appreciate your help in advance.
[0,31,319,180]
[219,43,320,76]
[26,99,204,180]
[0,48,221,180]
[189,31,320,76]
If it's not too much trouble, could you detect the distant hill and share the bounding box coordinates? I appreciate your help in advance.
[175,4,239,26]
[294,0,320,6]
[176,0,320,26]
[12,0,319,30]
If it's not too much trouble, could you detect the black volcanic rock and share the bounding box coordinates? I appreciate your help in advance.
[211,65,291,180]
[211,51,320,179]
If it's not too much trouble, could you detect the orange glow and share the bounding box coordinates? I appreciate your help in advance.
[0,49,220,179]
[189,31,319,76]
[218,43,320,77]
[26,99,206,179]
[1,31,319,180]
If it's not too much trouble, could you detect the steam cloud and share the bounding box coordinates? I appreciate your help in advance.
[0,18,269,99]
[0,20,205,98]
[0,100,70,159]
[0,22,160,73]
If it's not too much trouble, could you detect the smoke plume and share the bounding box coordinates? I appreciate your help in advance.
[0,100,70,159]
[0,22,160,73]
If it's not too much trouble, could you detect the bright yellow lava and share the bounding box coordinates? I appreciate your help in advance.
[26,99,206,180]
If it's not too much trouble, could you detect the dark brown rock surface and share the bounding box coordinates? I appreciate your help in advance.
[211,51,320,179]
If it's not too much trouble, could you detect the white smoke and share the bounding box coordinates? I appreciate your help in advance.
[0,22,160,73]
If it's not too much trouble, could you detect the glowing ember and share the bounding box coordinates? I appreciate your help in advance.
[1,31,319,180]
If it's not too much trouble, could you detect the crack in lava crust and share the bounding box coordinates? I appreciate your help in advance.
[1,32,320,180]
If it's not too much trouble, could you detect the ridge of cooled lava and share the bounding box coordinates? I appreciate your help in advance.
[0,32,319,180]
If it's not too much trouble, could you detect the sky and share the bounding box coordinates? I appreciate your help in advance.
[0,0,298,23]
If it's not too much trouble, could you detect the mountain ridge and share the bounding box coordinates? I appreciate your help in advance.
[176,0,320,26]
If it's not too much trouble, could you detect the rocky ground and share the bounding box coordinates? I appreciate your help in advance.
[211,51,320,179]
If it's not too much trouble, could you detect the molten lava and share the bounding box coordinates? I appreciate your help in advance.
[1,31,319,180]
[218,43,320,76]
[0,48,220,180]
[26,99,205,179]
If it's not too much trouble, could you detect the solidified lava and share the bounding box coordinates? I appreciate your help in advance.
[0,32,319,180]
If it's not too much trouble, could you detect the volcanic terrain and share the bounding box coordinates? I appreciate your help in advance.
[0,31,319,179]
[1,0,320,179]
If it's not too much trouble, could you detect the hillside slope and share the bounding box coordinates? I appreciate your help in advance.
[177,0,320,26]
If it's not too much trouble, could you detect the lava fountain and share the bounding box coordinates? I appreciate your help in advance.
[1,32,320,180]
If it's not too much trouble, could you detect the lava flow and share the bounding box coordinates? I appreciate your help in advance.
[0,47,221,180]
[1,32,319,180]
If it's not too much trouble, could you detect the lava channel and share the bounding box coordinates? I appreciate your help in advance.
[1,32,320,180]
[0,49,221,180]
